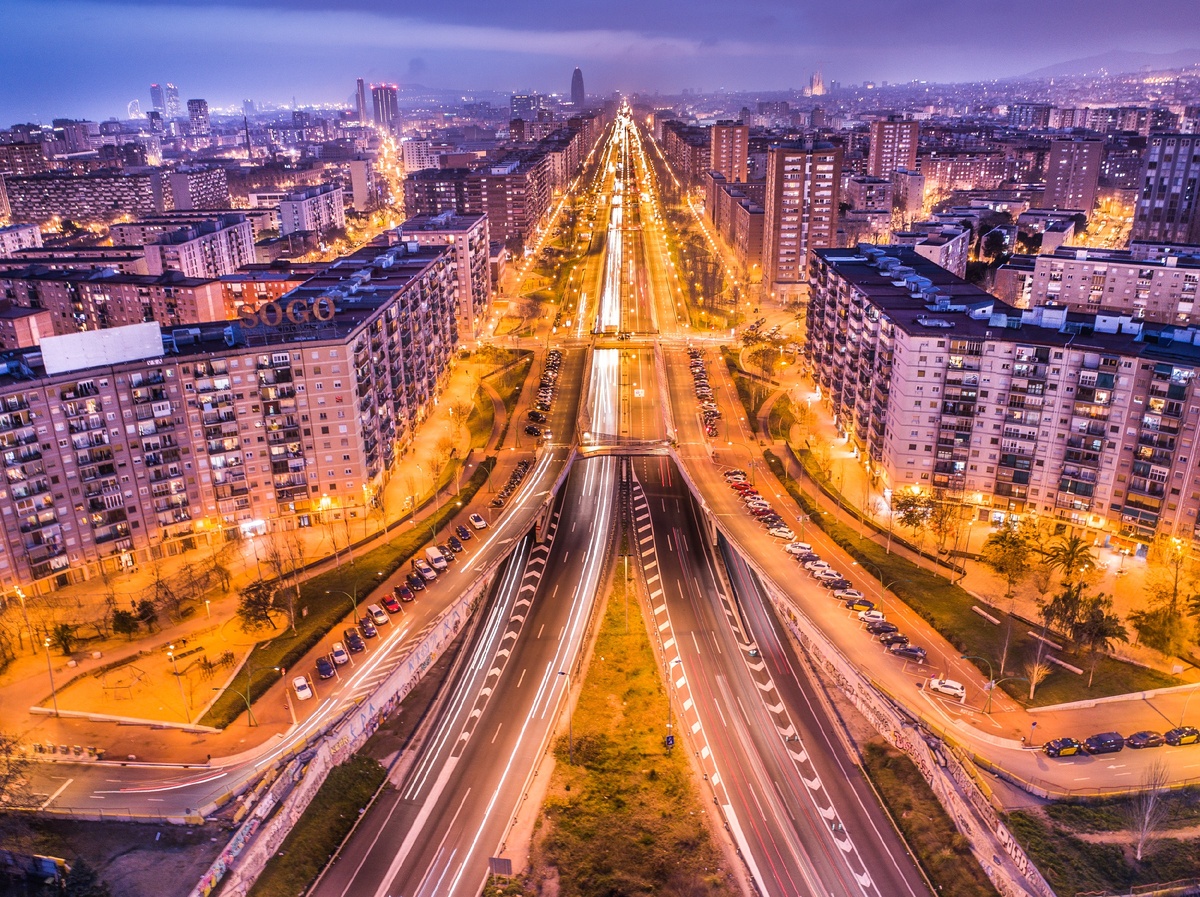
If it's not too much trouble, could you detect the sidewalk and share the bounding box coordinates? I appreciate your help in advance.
[1,352,526,758]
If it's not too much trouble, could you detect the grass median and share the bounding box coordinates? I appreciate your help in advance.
[762,450,1177,707]
[247,754,385,897]
[720,346,762,434]
[199,456,496,729]
[526,574,733,896]
[861,739,999,896]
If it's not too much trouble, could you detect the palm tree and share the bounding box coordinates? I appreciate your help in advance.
[1041,534,1096,587]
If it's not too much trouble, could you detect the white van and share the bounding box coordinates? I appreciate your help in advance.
[425,546,449,572]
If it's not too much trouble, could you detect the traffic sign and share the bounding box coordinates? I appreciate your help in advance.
[664,734,675,748]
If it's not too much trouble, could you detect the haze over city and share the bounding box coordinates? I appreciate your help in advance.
[4,0,1200,119]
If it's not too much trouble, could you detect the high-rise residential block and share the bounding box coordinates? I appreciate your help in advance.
[356,78,368,124]
[1043,138,1102,215]
[1132,134,1200,246]
[164,84,181,119]
[867,119,918,177]
[278,184,345,236]
[0,223,43,255]
[0,142,50,176]
[140,214,256,279]
[510,94,541,122]
[150,83,166,116]
[762,141,842,301]
[348,158,376,212]
[397,211,491,339]
[187,99,211,146]
[710,121,749,183]
[168,167,230,210]
[807,245,1200,544]
[3,170,170,223]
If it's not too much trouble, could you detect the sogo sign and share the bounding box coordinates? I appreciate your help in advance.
[238,297,337,329]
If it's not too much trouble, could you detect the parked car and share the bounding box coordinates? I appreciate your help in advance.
[767,527,795,540]
[890,645,927,662]
[456,524,473,541]
[1126,731,1165,749]
[866,621,899,635]
[803,560,831,571]
[1084,732,1125,755]
[878,632,909,647]
[367,604,389,626]
[315,657,335,680]
[844,597,874,612]
[414,558,437,581]
[446,536,464,553]
[857,609,886,623]
[834,589,864,601]
[381,594,402,614]
[406,572,426,592]
[928,678,966,700]
[1165,726,1200,746]
[331,642,350,665]
[358,616,378,638]
[293,676,314,700]
[1043,737,1084,758]
[343,628,365,653]
[784,542,814,556]
[469,513,488,530]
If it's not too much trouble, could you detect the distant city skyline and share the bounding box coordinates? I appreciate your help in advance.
[3,0,1200,121]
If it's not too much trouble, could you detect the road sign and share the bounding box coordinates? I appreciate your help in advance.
[634,389,645,398]
[664,734,675,748]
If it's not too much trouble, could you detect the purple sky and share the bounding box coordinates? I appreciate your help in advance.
[4,0,1199,121]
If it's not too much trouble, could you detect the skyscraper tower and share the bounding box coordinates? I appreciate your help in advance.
[165,83,181,119]
[150,83,166,115]
[356,78,368,124]
[571,67,585,106]
[372,84,400,133]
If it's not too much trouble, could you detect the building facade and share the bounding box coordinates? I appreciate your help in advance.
[868,119,919,178]
[761,141,842,301]
[1132,134,1200,246]
[397,211,491,340]
[0,223,43,255]
[141,215,257,279]
[710,121,749,183]
[278,184,346,237]
[2,170,170,223]
[1044,138,1103,216]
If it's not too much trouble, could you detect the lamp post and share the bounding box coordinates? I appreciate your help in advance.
[960,654,999,714]
[281,668,297,726]
[1178,682,1200,728]
[167,643,190,724]
[43,637,59,717]
[14,586,35,650]
[557,670,573,764]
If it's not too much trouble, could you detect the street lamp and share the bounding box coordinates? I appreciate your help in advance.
[557,670,573,763]
[43,637,59,717]
[959,654,1025,715]
[167,643,190,724]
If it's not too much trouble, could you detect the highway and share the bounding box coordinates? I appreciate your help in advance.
[312,456,618,897]
[631,455,927,897]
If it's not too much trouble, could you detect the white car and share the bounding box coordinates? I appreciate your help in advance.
[330,642,350,665]
[857,609,886,623]
[803,560,831,572]
[367,604,390,626]
[292,676,314,701]
[834,589,865,601]
[767,527,795,540]
[469,513,488,530]
[815,570,845,583]
[928,678,967,700]
[784,542,813,556]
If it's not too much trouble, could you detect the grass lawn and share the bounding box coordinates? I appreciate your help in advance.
[720,346,763,434]
[766,394,799,442]
[1008,807,1200,896]
[861,740,999,896]
[486,352,532,447]
[762,451,1179,707]
[467,384,496,449]
[532,574,733,896]
[247,754,385,897]
[200,457,496,729]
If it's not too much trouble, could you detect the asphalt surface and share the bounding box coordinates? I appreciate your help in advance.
[631,455,928,897]
[312,455,618,897]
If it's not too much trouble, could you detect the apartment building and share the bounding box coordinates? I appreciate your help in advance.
[761,141,842,302]
[844,175,893,213]
[916,150,1007,198]
[660,121,711,186]
[139,216,255,279]
[111,208,279,245]
[396,211,491,339]
[710,121,749,183]
[867,119,919,178]
[995,246,1200,324]
[891,223,971,279]
[167,168,230,210]
[278,184,346,237]
[2,169,170,223]
[808,245,1200,546]
[1132,134,1200,246]
[0,223,43,255]
[0,248,149,275]
[1043,138,1103,216]
[0,242,458,590]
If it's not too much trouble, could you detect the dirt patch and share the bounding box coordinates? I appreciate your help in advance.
[20,817,227,897]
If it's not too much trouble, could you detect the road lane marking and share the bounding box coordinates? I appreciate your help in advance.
[40,778,73,810]
[537,624,545,639]
[517,668,526,688]
[491,724,503,745]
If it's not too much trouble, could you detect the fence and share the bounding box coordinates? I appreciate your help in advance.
[187,558,505,897]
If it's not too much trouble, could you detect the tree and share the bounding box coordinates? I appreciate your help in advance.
[449,400,473,442]
[1126,760,1171,862]
[1023,654,1052,702]
[0,731,32,848]
[63,858,112,897]
[981,521,1033,674]
[51,623,77,656]
[236,580,279,632]
[927,489,970,555]
[1071,593,1127,687]
[111,610,139,640]
[1041,534,1097,588]
[1141,535,1196,654]
[891,489,932,555]
[1042,581,1087,639]
[136,599,158,632]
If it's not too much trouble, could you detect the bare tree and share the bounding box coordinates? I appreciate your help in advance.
[449,400,473,442]
[0,731,32,848]
[1126,759,1172,861]
[1024,654,1051,701]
